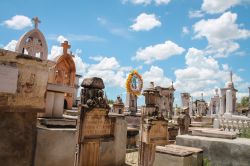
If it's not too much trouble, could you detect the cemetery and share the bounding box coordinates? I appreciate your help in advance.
[0,2,250,166]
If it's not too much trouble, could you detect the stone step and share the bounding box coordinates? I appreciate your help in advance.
[64,109,79,116]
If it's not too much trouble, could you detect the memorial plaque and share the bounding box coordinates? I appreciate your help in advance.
[142,120,168,145]
[0,65,18,94]
[83,108,114,139]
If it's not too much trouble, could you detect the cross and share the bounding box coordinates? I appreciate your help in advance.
[32,17,41,29]
[61,41,71,55]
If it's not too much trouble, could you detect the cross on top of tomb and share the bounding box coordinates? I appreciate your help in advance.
[61,41,71,55]
[32,17,41,29]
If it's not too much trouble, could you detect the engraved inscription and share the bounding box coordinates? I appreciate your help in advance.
[83,114,114,138]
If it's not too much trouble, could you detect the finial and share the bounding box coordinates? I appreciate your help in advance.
[32,17,41,29]
[201,93,203,100]
[61,41,71,55]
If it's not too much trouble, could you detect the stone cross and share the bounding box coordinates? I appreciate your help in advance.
[61,41,71,55]
[32,17,41,29]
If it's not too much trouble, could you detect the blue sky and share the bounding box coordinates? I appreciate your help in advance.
[1,0,250,105]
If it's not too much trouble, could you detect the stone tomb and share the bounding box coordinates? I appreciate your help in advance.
[139,82,168,166]
[75,77,126,166]
[0,22,50,166]
[39,41,76,118]
[154,145,203,166]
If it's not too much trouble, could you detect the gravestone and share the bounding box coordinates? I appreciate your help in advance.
[75,77,116,166]
[177,107,191,135]
[138,82,168,166]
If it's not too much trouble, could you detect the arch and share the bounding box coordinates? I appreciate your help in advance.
[15,28,48,60]
[53,54,76,86]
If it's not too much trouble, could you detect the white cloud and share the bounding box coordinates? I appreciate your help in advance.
[133,40,185,64]
[89,56,104,61]
[85,57,130,87]
[188,10,204,18]
[142,66,172,88]
[238,68,245,72]
[174,47,248,100]
[201,0,241,14]
[193,12,250,58]
[4,40,17,51]
[57,35,68,43]
[73,49,88,75]
[123,0,151,5]
[155,0,171,5]
[182,26,189,35]
[48,34,106,42]
[2,15,32,30]
[123,0,171,5]
[130,13,161,31]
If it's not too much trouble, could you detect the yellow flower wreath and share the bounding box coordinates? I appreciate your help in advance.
[125,70,143,96]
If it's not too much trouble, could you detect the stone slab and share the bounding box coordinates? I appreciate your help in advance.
[47,83,75,93]
[38,118,76,127]
[192,129,237,139]
[81,77,104,89]
[176,135,250,166]
[35,126,76,166]
[0,65,18,94]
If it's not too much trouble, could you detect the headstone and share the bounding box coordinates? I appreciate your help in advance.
[177,107,191,135]
[75,77,115,166]
[138,82,168,166]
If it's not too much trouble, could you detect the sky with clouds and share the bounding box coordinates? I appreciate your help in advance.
[0,0,250,105]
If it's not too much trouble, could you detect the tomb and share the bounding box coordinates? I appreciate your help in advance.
[0,17,51,166]
[155,82,175,119]
[75,77,127,166]
[154,145,203,166]
[138,82,168,166]
[39,40,79,118]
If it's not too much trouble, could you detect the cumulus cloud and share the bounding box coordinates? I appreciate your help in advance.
[201,0,241,14]
[123,0,171,5]
[142,66,172,88]
[188,10,204,18]
[193,12,250,58]
[2,15,32,30]
[130,13,161,31]
[174,47,248,99]
[89,56,104,61]
[155,0,171,5]
[4,40,17,51]
[85,57,130,87]
[133,40,185,64]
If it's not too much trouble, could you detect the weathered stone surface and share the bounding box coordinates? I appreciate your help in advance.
[192,129,237,139]
[155,145,203,166]
[81,77,105,89]
[0,112,36,166]
[0,65,18,94]
[176,135,250,166]
[38,118,76,127]
[35,127,76,166]
[0,49,50,112]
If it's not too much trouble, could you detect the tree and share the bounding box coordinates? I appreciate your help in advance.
[241,96,250,107]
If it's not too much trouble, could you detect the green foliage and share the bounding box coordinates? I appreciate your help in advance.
[203,158,211,166]
[239,128,250,138]
[241,96,249,107]
[108,99,114,104]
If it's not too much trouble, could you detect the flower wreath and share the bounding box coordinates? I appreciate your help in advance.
[126,70,143,96]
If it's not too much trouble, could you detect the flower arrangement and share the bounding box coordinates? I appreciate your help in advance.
[125,70,143,96]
